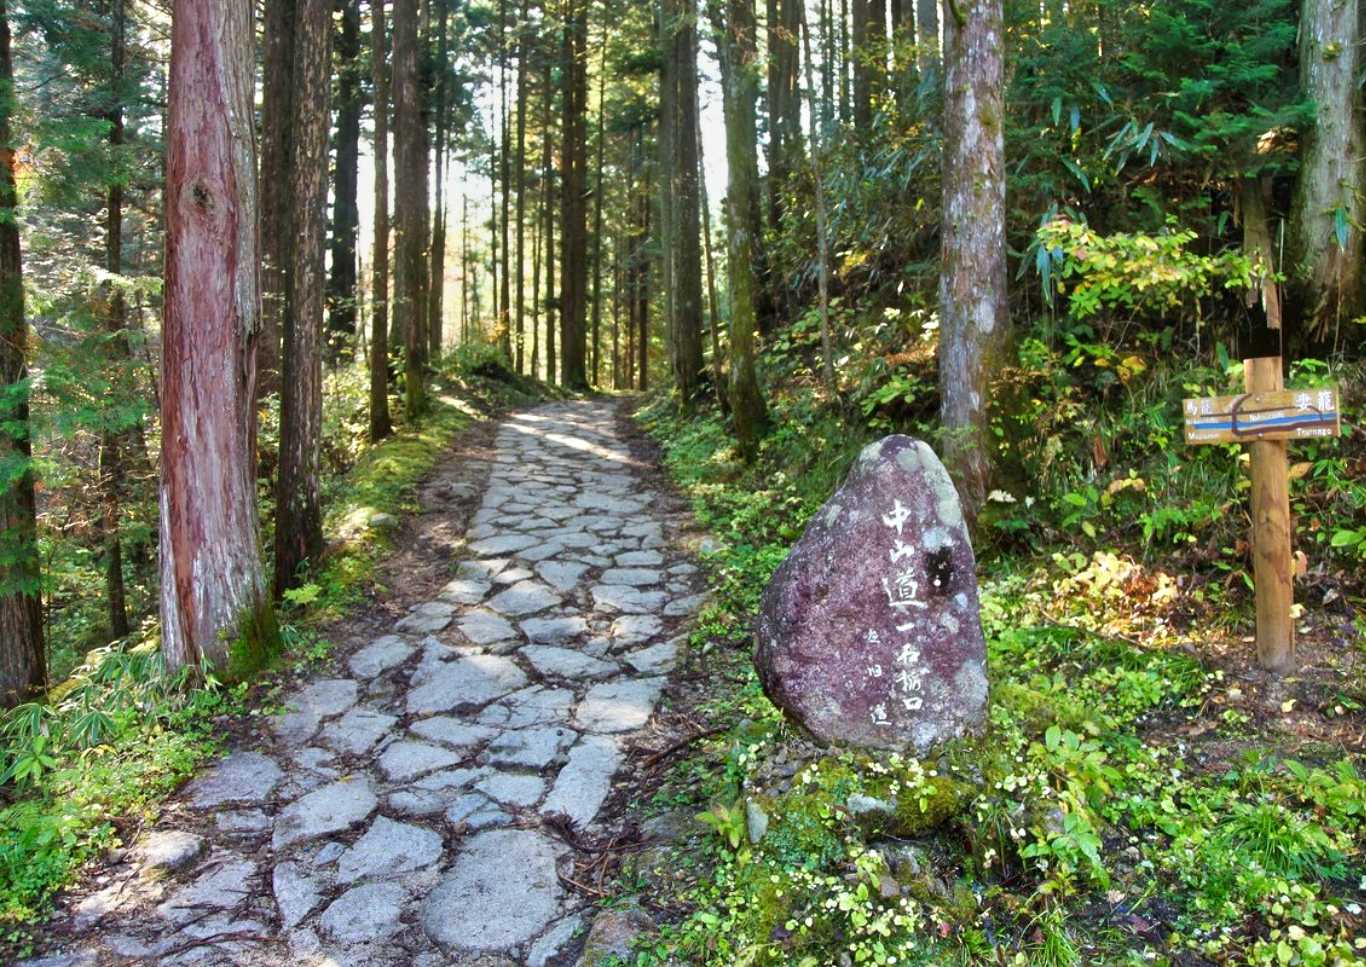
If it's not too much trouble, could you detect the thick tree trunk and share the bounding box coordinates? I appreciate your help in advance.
[259,0,296,401]
[497,0,512,364]
[708,0,768,454]
[938,0,1007,523]
[542,47,557,384]
[275,0,332,597]
[161,0,274,671]
[327,0,363,358]
[370,0,393,441]
[1288,0,1363,341]
[394,0,426,414]
[670,0,704,404]
[0,0,44,706]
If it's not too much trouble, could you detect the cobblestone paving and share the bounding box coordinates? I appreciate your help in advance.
[26,400,702,967]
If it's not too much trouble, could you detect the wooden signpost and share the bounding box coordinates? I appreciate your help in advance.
[1184,369,1341,673]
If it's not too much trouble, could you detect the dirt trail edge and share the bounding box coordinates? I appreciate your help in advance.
[24,398,708,967]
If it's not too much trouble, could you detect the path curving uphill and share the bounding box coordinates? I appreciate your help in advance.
[28,399,705,967]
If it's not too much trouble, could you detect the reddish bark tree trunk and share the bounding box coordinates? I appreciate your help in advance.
[0,0,44,707]
[327,0,363,357]
[161,0,274,670]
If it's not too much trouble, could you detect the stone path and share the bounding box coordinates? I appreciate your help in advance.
[29,400,704,967]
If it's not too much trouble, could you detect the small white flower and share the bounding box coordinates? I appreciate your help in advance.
[987,490,1017,504]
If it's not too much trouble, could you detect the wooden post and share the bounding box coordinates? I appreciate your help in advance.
[1243,178,1292,672]
[1244,356,1294,671]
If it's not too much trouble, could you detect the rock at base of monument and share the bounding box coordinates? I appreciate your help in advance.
[754,435,989,754]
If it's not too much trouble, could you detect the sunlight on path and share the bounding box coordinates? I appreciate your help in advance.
[27,399,704,967]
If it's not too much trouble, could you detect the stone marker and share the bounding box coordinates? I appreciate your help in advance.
[754,435,988,753]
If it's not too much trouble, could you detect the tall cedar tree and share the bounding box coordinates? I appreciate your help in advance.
[259,0,295,401]
[560,0,589,389]
[938,0,1007,523]
[369,0,393,440]
[667,0,704,403]
[160,0,274,670]
[708,0,767,454]
[275,0,332,596]
[0,0,44,706]
[327,0,364,357]
[394,0,426,415]
[429,0,451,364]
[99,0,131,638]
[1289,0,1363,339]
[514,4,528,372]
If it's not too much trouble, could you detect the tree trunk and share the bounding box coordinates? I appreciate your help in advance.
[259,0,296,401]
[428,0,450,364]
[370,0,393,441]
[1288,0,1363,342]
[851,0,870,128]
[514,4,528,372]
[0,0,44,706]
[800,2,837,395]
[560,0,589,390]
[766,0,800,243]
[708,0,767,454]
[656,0,676,374]
[327,0,363,358]
[100,0,131,639]
[542,45,557,384]
[275,0,332,597]
[497,0,512,363]
[394,0,426,415]
[589,37,607,387]
[697,118,723,403]
[670,0,704,404]
[161,0,274,671]
[938,0,1007,524]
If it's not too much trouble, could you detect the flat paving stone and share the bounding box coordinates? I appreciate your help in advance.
[407,653,529,714]
[575,678,666,733]
[477,686,575,728]
[187,752,283,809]
[591,584,668,615]
[320,707,397,756]
[273,861,324,930]
[520,613,589,643]
[409,716,496,751]
[609,614,663,646]
[155,853,256,925]
[475,771,546,806]
[600,567,665,587]
[467,533,541,557]
[622,638,683,675]
[456,609,519,645]
[617,549,664,567]
[485,580,562,617]
[541,735,622,828]
[422,830,562,950]
[522,645,618,680]
[273,779,378,851]
[274,679,360,745]
[348,635,416,678]
[377,740,462,782]
[320,882,406,944]
[136,830,205,876]
[336,816,443,884]
[534,560,589,592]
[396,601,456,634]
[438,576,493,605]
[484,726,577,769]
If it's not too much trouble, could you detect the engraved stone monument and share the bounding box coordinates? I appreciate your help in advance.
[755,436,989,753]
